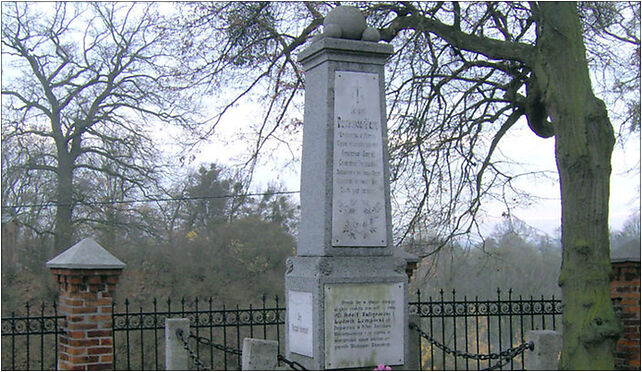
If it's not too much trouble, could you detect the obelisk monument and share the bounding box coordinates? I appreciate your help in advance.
[285,6,409,370]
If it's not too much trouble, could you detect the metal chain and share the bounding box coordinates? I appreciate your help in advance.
[409,322,534,364]
[176,329,210,371]
[189,333,242,356]
[481,341,535,371]
[179,323,531,372]
[189,332,306,371]
[277,354,308,371]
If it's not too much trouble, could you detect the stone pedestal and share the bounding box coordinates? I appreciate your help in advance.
[47,238,125,370]
[285,9,408,369]
[286,257,407,369]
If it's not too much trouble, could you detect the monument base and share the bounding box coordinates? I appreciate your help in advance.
[285,256,409,370]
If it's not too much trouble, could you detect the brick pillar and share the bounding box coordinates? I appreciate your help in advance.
[47,238,125,371]
[610,258,641,371]
[394,247,419,283]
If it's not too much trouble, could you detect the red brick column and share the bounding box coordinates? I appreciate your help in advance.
[610,259,641,371]
[46,238,125,371]
[51,268,122,370]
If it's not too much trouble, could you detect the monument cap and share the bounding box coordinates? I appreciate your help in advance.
[323,6,368,40]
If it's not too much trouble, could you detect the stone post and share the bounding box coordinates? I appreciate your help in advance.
[610,257,641,370]
[524,330,562,370]
[46,238,125,371]
[407,314,421,370]
[241,338,279,370]
[285,6,408,370]
[165,318,190,370]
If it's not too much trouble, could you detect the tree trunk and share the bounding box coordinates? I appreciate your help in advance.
[535,3,621,369]
[54,151,74,253]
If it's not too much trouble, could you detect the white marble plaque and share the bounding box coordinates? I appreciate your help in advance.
[324,283,404,369]
[332,71,387,247]
[288,291,314,357]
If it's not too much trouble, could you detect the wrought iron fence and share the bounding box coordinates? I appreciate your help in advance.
[1,302,62,370]
[2,289,562,370]
[409,289,563,371]
[111,295,285,370]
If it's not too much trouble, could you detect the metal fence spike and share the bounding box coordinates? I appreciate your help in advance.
[2,293,562,370]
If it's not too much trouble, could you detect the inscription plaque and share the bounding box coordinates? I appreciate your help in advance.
[288,291,314,357]
[324,283,404,369]
[332,71,387,247]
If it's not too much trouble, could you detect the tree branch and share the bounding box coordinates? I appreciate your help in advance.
[381,13,534,63]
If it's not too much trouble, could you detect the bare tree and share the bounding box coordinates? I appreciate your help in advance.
[174,2,321,176]
[377,4,631,365]
[580,2,640,136]
[180,2,639,368]
[1,2,206,251]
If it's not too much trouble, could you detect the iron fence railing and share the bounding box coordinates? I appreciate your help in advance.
[110,295,285,370]
[2,289,562,370]
[1,302,62,370]
[409,289,563,371]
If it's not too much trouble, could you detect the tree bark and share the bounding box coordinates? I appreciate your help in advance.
[54,142,74,253]
[534,3,621,369]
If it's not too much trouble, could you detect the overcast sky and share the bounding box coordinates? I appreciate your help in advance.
[192,98,640,239]
[3,2,637,243]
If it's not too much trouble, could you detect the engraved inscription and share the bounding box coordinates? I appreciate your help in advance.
[324,283,404,369]
[332,71,387,247]
[288,291,314,357]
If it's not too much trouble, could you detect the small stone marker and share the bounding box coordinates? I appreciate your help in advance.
[241,338,279,370]
[525,330,562,370]
[285,6,409,370]
[165,318,190,370]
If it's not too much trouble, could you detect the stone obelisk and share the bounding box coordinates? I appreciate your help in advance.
[285,6,409,370]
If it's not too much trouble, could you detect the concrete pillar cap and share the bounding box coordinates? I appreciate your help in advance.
[46,237,125,269]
